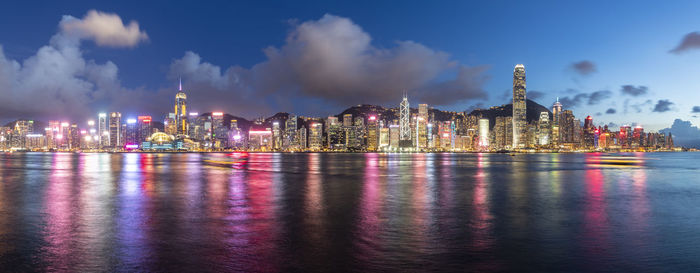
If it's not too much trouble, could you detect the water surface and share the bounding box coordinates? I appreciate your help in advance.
[0,152,699,272]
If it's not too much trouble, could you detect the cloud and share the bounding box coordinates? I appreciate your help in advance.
[669,32,700,54]
[620,85,648,96]
[692,106,700,113]
[588,90,612,105]
[570,60,596,76]
[652,99,674,112]
[558,90,611,108]
[59,10,148,48]
[170,14,490,116]
[659,119,700,148]
[606,108,616,114]
[528,90,545,101]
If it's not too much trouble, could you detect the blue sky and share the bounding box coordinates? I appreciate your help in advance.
[1,0,699,131]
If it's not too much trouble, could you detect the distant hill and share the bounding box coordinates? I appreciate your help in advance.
[468,99,552,128]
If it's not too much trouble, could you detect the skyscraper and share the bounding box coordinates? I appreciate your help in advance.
[479,118,489,149]
[98,113,108,147]
[175,79,187,136]
[399,93,410,143]
[512,64,527,148]
[109,112,121,148]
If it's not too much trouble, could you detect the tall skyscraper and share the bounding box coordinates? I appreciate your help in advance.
[479,118,490,149]
[417,103,428,149]
[175,79,187,136]
[512,64,527,148]
[399,93,410,142]
[98,113,108,147]
[109,112,121,148]
[137,116,152,144]
[367,116,378,151]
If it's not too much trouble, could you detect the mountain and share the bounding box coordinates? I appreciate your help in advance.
[468,99,552,128]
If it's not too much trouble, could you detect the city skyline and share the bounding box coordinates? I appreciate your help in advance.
[1,1,700,132]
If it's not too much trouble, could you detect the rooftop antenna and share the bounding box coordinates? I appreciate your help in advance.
[179,76,182,91]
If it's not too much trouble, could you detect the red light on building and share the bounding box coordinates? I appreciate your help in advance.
[138,116,152,124]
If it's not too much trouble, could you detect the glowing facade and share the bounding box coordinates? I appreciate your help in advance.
[175,79,187,136]
[512,64,527,148]
[399,94,410,141]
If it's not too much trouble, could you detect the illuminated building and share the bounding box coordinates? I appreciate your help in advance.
[13,120,33,149]
[284,115,298,150]
[551,98,562,147]
[272,121,282,150]
[25,134,45,150]
[175,78,187,136]
[164,113,177,135]
[399,94,411,144]
[633,126,644,147]
[343,114,353,127]
[98,113,108,148]
[512,64,527,148]
[297,126,307,149]
[538,112,550,146]
[389,124,400,149]
[379,127,389,149]
[367,116,378,151]
[125,118,139,147]
[583,116,595,148]
[69,123,79,150]
[137,116,152,144]
[479,118,489,149]
[109,112,121,148]
[438,121,455,150]
[327,116,343,150]
[211,112,227,148]
[417,104,428,149]
[309,123,323,151]
[248,129,272,151]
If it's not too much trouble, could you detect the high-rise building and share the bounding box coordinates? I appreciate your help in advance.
[109,112,121,148]
[98,113,108,148]
[583,116,595,148]
[309,123,323,151]
[211,112,227,149]
[125,118,139,146]
[538,112,550,146]
[399,94,411,143]
[367,116,378,151]
[175,79,187,136]
[512,64,527,148]
[284,115,298,150]
[137,116,152,144]
[417,104,429,149]
[479,118,490,149]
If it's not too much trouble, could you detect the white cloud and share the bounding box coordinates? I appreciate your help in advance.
[59,10,148,48]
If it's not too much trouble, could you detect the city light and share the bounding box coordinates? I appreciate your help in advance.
[212,112,224,116]
[87,120,95,126]
[127,119,137,124]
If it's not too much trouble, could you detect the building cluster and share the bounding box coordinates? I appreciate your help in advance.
[0,66,677,152]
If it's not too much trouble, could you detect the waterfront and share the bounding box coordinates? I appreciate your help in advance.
[0,152,699,272]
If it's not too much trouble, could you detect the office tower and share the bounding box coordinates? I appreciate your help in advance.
[211,112,227,148]
[109,112,121,148]
[285,115,298,150]
[98,113,108,148]
[327,116,343,150]
[438,121,454,150]
[188,112,200,140]
[125,118,138,146]
[297,126,307,149]
[69,123,79,150]
[137,116,152,144]
[551,98,562,147]
[399,94,411,143]
[583,116,595,148]
[309,123,323,151]
[417,104,429,149]
[13,120,33,149]
[633,126,644,147]
[526,123,538,148]
[560,110,575,145]
[379,127,390,149]
[512,64,527,148]
[47,121,60,149]
[493,117,506,150]
[573,119,583,146]
[389,124,400,149]
[367,116,378,151]
[272,121,282,150]
[538,112,550,146]
[343,114,353,127]
[248,128,273,151]
[164,113,177,135]
[175,79,187,136]
[479,118,489,149]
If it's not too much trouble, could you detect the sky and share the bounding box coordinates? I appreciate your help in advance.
[1,0,700,131]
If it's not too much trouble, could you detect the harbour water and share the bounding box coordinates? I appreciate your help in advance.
[0,152,699,272]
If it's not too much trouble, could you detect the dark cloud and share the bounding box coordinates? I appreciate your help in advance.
[527,90,545,101]
[570,60,596,76]
[692,106,700,113]
[620,85,648,96]
[669,32,700,54]
[652,99,674,113]
[606,108,616,114]
[557,90,611,108]
[588,90,612,105]
[171,14,491,117]
[659,119,700,148]
[0,13,492,121]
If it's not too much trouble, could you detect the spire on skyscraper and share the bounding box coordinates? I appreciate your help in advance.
[179,77,182,91]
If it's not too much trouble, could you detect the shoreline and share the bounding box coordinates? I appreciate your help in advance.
[3,150,689,154]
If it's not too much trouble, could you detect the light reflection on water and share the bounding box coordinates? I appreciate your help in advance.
[0,152,699,271]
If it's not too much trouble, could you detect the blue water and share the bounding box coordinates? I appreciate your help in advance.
[0,152,698,272]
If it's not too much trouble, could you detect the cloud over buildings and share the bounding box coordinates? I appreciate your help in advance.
[620,85,648,96]
[569,60,596,76]
[59,10,148,48]
[652,99,674,113]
